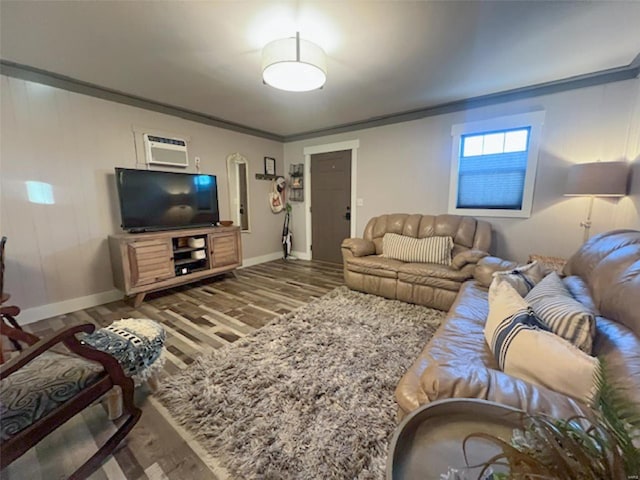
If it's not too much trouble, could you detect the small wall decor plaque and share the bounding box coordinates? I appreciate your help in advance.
[264,156,276,176]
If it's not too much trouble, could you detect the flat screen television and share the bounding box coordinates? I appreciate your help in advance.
[115,168,220,232]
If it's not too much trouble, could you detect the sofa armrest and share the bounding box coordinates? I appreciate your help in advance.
[341,238,376,257]
[451,249,489,270]
[473,256,519,288]
[420,362,588,419]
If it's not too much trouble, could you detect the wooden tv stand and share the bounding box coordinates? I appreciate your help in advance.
[109,226,242,307]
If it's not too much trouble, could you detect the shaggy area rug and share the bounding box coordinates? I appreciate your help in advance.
[159,286,445,480]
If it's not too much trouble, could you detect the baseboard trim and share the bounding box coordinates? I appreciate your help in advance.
[18,252,285,325]
[240,251,284,268]
[291,250,312,261]
[19,289,124,325]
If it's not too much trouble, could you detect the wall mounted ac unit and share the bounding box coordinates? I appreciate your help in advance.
[143,134,189,167]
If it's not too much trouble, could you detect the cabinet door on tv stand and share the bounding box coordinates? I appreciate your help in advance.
[209,232,241,268]
[128,238,174,287]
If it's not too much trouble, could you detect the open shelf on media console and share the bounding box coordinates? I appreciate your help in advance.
[173,246,206,254]
[174,257,207,267]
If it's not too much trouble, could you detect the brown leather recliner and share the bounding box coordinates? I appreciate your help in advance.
[341,214,492,311]
[395,229,640,420]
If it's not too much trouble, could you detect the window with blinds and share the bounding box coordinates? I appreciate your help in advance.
[457,128,530,209]
[448,112,544,218]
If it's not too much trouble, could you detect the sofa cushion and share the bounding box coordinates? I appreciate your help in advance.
[592,316,640,409]
[345,256,403,278]
[382,233,453,265]
[398,276,463,292]
[362,213,492,255]
[525,272,596,353]
[1,351,104,440]
[491,261,547,297]
[396,282,587,420]
[397,263,474,292]
[485,281,597,403]
[563,230,640,337]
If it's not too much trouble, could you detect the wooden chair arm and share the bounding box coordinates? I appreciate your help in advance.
[1,323,133,390]
[1,305,20,317]
[0,321,39,346]
[0,324,95,379]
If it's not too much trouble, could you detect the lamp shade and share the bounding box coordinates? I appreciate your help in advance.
[262,33,327,92]
[564,161,629,197]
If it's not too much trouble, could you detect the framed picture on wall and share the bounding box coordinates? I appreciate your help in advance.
[264,156,276,176]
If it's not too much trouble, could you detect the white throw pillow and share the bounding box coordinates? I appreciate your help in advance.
[485,281,597,403]
[525,272,596,353]
[382,233,453,265]
[491,261,547,298]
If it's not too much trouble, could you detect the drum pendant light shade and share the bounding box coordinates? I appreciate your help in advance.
[262,32,327,92]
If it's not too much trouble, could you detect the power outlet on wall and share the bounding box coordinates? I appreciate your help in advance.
[195,156,201,172]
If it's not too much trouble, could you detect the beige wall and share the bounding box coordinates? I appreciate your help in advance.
[1,75,284,320]
[613,77,640,230]
[285,77,640,262]
[2,73,638,321]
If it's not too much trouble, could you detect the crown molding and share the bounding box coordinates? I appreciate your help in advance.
[283,56,640,142]
[2,55,639,144]
[0,60,284,142]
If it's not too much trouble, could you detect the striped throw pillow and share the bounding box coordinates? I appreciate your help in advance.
[525,272,596,353]
[382,233,453,265]
[485,280,597,402]
[491,261,547,298]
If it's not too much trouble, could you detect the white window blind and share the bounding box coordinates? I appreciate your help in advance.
[457,128,530,209]
[448,111,544,218]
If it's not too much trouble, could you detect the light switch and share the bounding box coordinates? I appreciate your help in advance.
[356,198,364,207]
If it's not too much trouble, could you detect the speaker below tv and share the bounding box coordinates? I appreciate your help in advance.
[115,167,220,232]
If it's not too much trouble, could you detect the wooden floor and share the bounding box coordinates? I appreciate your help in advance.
[4,259,344,480]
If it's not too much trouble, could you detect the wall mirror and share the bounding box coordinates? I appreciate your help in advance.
[226,152,250,232]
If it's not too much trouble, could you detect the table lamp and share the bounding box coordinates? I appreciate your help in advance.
[564,161,629,242]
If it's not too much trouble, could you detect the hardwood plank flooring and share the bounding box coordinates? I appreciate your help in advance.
[3,259,344,480]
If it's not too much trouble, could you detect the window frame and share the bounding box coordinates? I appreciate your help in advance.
[448,111,545,218]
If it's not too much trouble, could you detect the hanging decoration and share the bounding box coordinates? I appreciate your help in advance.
[269,176,286,213]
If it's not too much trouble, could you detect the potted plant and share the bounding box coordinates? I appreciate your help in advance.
[449,361,640,479]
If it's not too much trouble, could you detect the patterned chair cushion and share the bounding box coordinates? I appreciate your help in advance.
[0,351,104,440]
[81,318,166,384]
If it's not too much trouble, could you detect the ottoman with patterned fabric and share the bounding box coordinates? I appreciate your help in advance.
[81,318,166,419]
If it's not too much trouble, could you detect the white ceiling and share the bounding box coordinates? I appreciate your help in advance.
[1,1,639,138]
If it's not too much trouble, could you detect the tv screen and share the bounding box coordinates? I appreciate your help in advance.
[115,168,220,232]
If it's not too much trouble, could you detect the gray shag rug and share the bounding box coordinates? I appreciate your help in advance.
[159,286,445,480]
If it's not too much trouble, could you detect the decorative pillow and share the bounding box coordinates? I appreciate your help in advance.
[484,281,597,403]
[491,261,547,298]
[81,318,166,384]
[382,233,453,265]
[525,272,596,354]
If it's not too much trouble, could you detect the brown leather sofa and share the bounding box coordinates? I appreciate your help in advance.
[341,214,492,311]
[395,229,640,420]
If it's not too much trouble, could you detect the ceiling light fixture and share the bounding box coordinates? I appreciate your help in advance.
[262,32,326,92]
